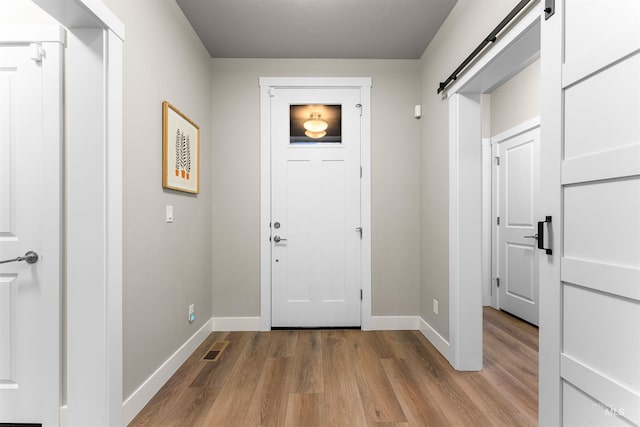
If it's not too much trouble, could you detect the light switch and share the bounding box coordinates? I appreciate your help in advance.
[166,205,174,223]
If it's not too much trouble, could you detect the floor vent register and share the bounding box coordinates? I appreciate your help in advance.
[202,341,230,362]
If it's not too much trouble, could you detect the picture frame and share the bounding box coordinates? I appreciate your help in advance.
[162,101,200,194]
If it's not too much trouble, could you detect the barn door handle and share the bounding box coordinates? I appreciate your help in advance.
[537,216,552,255]
[0,251,39,265]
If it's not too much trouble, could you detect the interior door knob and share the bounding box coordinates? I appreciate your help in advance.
[273,236,287,243]
[0,251,39,265]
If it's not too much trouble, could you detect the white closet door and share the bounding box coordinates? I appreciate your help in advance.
[0,43,62,425]
[496,127,540,325]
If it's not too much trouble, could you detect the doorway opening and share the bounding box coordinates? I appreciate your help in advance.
[446,5,540,370]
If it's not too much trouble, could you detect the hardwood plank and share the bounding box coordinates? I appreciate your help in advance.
[268,329,298,357]
[129,312,539,427]
[381,358,451,426]
[482,308,538,424]
[201,332,272,425]
[156,387,221,427]
[484,308,538,351]
[366,330,407,359]
[483,322,538,390]
[483,410,537,427]
[189,331,252,388]
[418,312,535,419]
[484,319,537,365]
[290,330,323,393]
[371,330,410,360]
[367,423,410,427]
[450,371,521,414]
[393,331,495,427]
[367,422,409,427]
[128,332,226,426]
[321,330,368,426]
[346,331,407,423]
[482,349,538,424]
[284,393,325,427]
[243,357,294,426]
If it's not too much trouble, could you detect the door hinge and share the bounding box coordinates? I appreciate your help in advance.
[356,103,362,116]
[360,166,362,178]
[494,156,500,166]
[495,277,500,288]
[356,227,363,239]
[544,0,555,20]
[268,87,276,97]
[30,43,45,63]
[360,289,363,300]
[496,216,500,225]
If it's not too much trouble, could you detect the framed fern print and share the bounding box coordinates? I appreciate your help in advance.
[162,101,200,194]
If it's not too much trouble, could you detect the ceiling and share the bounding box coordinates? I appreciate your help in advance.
[176,0,458,59]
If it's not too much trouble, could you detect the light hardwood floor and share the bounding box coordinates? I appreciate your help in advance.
[129,308,538,426]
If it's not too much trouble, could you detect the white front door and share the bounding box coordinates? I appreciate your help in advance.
[271,88,362,327]
[495,126,540,325]
[0,42,62,425]
[540,1,640,425]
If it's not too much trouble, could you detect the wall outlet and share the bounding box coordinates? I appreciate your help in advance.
[188,303,195,323]
[433,299,439,315]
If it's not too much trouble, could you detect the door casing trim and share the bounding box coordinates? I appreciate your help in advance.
[30,1,125,424]
[259,77,372,331]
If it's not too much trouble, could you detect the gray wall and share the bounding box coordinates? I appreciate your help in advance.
[9,0,539,403]
[490,59,540,136]
[419,0,523,340]
[104,0,213,399]
[210,59,422,318]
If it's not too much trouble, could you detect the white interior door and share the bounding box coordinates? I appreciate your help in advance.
[0,42,62,425]
[540,1,640,425]
[271,87,362,327]
[495,126,540,325]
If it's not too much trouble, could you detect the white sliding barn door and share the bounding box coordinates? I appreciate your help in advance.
[540,1,640,425]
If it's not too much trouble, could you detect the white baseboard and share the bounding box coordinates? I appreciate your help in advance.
[371,315,419,330]
[122,318,214,425]
[212,316,262,331]
[418,316,451,361]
